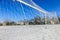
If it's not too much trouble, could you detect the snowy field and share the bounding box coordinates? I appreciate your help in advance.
[0,25,60,40]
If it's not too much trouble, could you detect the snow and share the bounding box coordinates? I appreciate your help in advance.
[0,25,60,40]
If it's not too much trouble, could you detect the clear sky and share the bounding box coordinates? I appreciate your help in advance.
[0,0,60,22]
[33,0,60,16]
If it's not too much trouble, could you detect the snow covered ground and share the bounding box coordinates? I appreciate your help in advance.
[0,25,60,40]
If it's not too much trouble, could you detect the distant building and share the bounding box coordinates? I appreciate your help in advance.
[16,21,24,25]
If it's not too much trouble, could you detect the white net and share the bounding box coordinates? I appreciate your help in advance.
[0,0,59,25]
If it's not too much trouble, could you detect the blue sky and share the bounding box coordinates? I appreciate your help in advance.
[33,0,60,16]
[0,0,60,22]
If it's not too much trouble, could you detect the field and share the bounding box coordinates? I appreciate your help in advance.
[0,25,60,40]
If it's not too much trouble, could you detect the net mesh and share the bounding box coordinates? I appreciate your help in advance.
[0,0,59,25]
